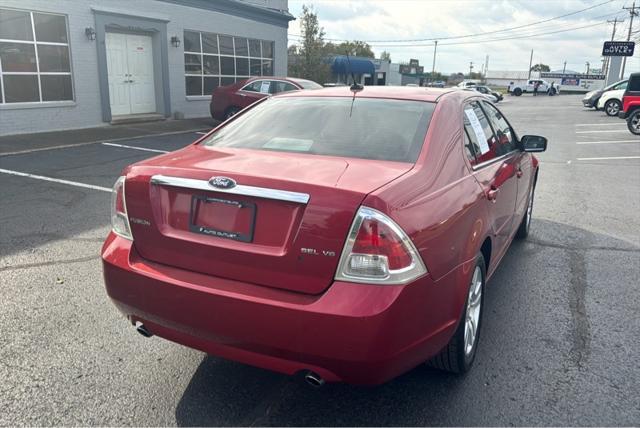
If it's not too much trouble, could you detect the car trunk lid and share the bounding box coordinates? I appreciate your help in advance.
[124,146,412,295]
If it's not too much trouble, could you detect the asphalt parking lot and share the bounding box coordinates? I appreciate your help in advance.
[1,94,639,426]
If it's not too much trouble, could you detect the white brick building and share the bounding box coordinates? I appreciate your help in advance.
[0,0,292,135]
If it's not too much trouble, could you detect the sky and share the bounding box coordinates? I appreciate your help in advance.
[287,0,640,76]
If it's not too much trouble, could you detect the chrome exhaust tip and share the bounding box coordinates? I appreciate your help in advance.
[135,322,153,338]
[304,371,325,388]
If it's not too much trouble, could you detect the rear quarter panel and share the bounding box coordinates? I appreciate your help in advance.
[365,95,491,281]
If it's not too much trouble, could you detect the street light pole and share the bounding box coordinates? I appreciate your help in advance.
[527,49,534,79]
[431,40,438,80]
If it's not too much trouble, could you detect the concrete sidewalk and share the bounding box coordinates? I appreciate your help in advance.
[0,117,217,155]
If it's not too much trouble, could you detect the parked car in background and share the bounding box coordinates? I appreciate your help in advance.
[428,81,446,88]
[210,77,322,120]
[582,79,628,109]
[508,79,559,96]
[102,86,547,386]
[458,80,479,89]
[597,89,625,117]
[471,85,504,102]
[618,72,640,135]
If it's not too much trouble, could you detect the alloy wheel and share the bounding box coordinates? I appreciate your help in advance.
[464,266,483,356]
[606,101,620,116]
[525,185,534,232]
[631,113,640,134]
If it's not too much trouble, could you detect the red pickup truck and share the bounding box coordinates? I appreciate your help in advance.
[618,72,640,135]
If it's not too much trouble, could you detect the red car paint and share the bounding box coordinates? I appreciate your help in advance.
[209,76,321,120]
[102,86,541,385]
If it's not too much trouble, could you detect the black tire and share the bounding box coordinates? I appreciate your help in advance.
[224,106,240,120]
[516,180,536,239]
[428,253,486,374]
[549,88,557,96]
[628,110,640,135]
[514,88,522,96]
[604,99,621,117]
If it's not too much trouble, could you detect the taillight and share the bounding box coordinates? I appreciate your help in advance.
[111,176,132,240]
[335,207,427,284]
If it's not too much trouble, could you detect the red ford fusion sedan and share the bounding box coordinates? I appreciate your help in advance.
[102,86,547,386]
[209,76,322,121]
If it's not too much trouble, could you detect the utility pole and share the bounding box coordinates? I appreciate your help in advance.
[484,54,489,81]
[562,61,567,74]
[604,17,623,75]
[527,49,534,79]
[469,61,474,77]
[431,40,438,79]
[621,1,639,78]
[585,61,590,74]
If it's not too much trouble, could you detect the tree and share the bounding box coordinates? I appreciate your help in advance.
[289,5,331,83]
[332,40,375,58]
[530,63,550,72]
[380,51,391,62]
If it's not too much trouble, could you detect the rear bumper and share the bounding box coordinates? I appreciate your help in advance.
[102,233,469,385]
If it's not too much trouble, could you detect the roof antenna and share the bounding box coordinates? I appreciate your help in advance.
[345,52,362,118]
[345,52,363,92]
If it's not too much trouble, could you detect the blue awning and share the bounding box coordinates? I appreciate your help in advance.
[331,55,375,75]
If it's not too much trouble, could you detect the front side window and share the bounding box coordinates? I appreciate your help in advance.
[202,97,435,163]
[184,30,274,96]
[0,8,73,104]
[482,101,517,154]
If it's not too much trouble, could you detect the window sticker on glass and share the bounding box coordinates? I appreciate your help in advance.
[263,138,313,152]
[464,109,490,154]
[259,81,271,94]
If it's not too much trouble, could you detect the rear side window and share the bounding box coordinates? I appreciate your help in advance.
[482,101,517,154]
[271,81,298,94]
[202,97,435,162]
[463,102,498,164]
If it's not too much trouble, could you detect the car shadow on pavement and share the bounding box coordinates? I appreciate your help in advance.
[173,219,639,426]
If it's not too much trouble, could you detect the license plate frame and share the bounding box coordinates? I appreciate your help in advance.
[189,195,256,243]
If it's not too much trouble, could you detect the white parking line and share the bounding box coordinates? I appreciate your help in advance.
[0,168,111,192]
[575,129,631,134]
[576,140,640,145]
[195,131,208,135]
[576,156,640,161]
[575,123,627,126]
[101,142,168,153]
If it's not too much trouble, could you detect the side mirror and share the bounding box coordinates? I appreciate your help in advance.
[521,135,547,152]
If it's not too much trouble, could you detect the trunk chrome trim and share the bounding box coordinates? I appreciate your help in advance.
[149,175,310,204]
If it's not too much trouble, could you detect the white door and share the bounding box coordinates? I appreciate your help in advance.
[105,33,156,116]
[126,34,156,114]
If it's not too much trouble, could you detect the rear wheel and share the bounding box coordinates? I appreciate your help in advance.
[514,88,523,96]
[224,106,240,120]
[605,99,621,117]
[428,254,485,374]
[627,110,640,135]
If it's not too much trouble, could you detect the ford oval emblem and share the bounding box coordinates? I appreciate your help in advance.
[209,176,237,189]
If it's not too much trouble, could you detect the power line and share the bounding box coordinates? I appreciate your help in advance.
[288,11,624,47]
[312,20,612,48]
[288,0,619,43]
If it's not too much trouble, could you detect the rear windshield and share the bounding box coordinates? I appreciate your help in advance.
[202,97,435,162]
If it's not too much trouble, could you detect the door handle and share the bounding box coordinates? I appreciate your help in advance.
[516,168,523,178]
[486,186,500,202]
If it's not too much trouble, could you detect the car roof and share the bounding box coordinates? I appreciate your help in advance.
[276,86,459,102]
